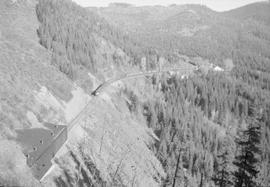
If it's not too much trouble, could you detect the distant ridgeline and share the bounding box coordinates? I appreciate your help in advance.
[108,3,134,8]
[29,0,270,186]
[99,2,270,186]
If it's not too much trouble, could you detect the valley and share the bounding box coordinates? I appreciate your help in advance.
[0,0,270,187]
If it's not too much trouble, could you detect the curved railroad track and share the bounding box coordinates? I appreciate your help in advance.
[28,66,197,180]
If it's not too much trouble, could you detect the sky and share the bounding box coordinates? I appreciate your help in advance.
[72,0,266,11]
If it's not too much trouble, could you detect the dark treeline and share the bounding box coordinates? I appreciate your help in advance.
[36,0,97,78]
[141,72,270,186]
[36,0,146,79]
[35,0,270,186]
[129,6,270,186]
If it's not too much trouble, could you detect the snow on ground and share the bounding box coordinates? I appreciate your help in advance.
[214,66,224,72]
[64,88,91,122]
[181,74,188,79]
[34,86,64,111]
[26,111,44,129]
[208,63,225,72]
[34,85,91,124]
[88,72,101,90]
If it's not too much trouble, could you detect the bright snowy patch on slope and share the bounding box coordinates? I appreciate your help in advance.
[26,111,44,128]
[88,72,101,89]
[214,66,224,72]
[34,86,90,124]
[209,63,224,72]
[34,86,63,111]
[181,74,188,79]
[64,88,91,122]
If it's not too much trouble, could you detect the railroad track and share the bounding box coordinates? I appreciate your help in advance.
[91,67,197,96]
[22,65,197,181]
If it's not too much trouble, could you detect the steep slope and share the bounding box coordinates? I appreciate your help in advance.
[98,3,270,186]
[0,0,167,186]
[2,0,270,186]
[0,0,73,133]
[0,0,74,186]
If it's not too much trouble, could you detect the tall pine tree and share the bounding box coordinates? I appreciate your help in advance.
[213,147,234,187]
[233,106,261,187]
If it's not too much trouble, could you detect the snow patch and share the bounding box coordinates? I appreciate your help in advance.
[209,63,224,72]
[34,86,91,123]
[88,72,100,90]
[34,87,64,111]
[181,74,188,79]
[64,88,91,122]
[26,111,44,129]
[214,66,224,72]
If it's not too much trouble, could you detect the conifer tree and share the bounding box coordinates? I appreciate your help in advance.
[256,119,270,187]
[233,107,261,187]
[213,136,234,187]
[213,150,234,187]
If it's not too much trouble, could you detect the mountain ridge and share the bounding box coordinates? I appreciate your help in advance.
[1,0,270,186]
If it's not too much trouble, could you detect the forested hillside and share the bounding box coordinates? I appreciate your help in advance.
[100,2,270,186]
[36,0,146,80]
[0,0,166,186]
[99,3,270,64]
[223,2,270,25]
[138,71,270,186]
[1,0,270,186]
